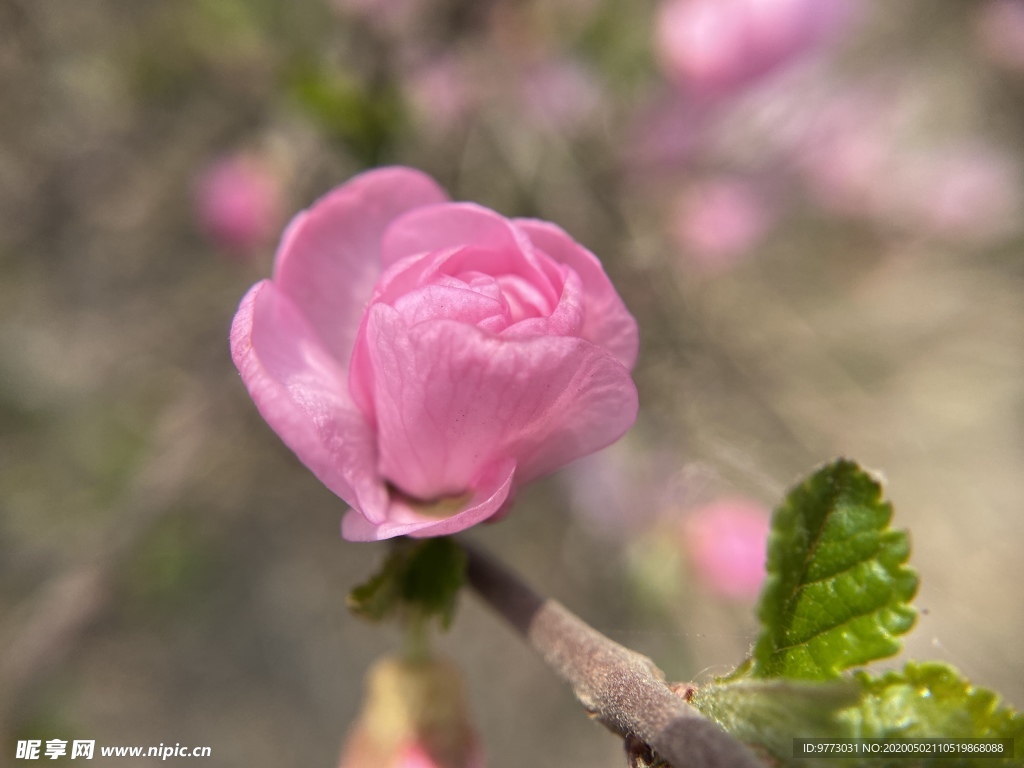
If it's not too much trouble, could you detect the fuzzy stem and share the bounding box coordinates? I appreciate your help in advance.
[461,541,764,768]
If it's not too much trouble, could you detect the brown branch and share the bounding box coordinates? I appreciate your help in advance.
[462,542,763,768]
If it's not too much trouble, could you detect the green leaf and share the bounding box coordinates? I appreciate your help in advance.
[845,662,1024,759]
[695,663,1024,766]
[346,548,406,623]
[346,538,467,630]
[692,678,862,760]
[751,459,918,680]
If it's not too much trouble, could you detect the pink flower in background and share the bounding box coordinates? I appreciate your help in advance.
[404,56,477,135]
[231,167,639,541]
[683,498,770,599]
[671,178,774,270]
[623,94,705,180]
[338,657,485,768]
[520,58,603,133]
[655,0,854,98]
[196,154,282,256]
[795,87,1022,245]
[977,0,1024,73]
[342,740,484,768]
[898,145,1022,245]
[392,745,450,768]
[796,90,892,218]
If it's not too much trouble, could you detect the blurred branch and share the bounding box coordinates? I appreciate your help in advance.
[462,542,763,768]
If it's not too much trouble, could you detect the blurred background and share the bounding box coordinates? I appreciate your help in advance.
[1,0,1022,765]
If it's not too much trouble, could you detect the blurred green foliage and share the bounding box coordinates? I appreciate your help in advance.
[121,513,215,612]
[286,61,405,166]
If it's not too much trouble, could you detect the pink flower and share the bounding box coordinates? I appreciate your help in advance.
[796,87,1022,243]
[520,58,603,133]
[897,145,1021,245]
[392,744,451,768]
[655,0,854,98]
[795,89,893,217]
[622,93,705,180]
[231,167,639,541]
[683,498,770,599]
[342,734,485,768]
[338,657,485,768]
[404,56,476,135]
[195,154,282,256]
[671,178,774,270]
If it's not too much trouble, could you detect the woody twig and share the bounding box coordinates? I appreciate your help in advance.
[462,542,763,768]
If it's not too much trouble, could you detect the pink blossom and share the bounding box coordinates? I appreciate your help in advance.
[231,167,639,541]
[683,498,770,599]
[622,93,705,180]
[655,0,854,98]
[796,89,1022,243]
[338,657,485,768]
[897,145,1022,245]
[794,88,891,216]
[195,154,282,256]
[341,739,484,768]
[520,58,603,133]
[404,56,476,135]
[977,0,1024,73]
[393,744,447,768]
[671,178,774,270]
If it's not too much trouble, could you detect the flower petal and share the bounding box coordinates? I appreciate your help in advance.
[381,204,561,313]
[231,281,388,520]
[382,202,533,262]
[364,305,639,500]
[272,167,449,365]
[392,283,510,329]
[341,459,516,541]
[514,218,640,369]
[498,267,584,340]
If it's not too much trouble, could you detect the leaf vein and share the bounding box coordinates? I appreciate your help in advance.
[793,547,884,591]
[773,599,892,653]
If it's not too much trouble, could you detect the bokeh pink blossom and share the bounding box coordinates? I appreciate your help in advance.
[655,0,855,98]
[195,153,283,257]
[683,498,770,600]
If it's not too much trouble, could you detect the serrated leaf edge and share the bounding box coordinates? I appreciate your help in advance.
[752,458,919,679]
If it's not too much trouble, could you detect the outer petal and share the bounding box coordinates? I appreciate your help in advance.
[272,167,449,365]
[514,219,640,369]
[231,281,388,520]
[341,460,516,541]
[364,305,639,500]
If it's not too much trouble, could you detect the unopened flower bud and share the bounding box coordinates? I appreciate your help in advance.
[339,657,484,768]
